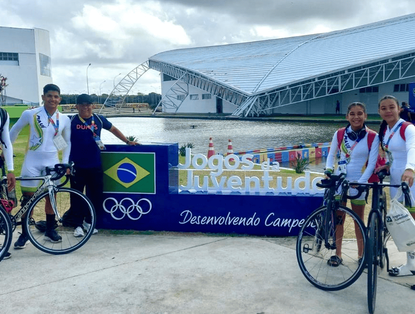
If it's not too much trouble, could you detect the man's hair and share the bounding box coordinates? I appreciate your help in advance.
[43,84,60,95]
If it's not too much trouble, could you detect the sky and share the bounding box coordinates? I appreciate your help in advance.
[1,0,415,96]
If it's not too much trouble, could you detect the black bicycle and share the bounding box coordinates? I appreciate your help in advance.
[296,172,367,290]
[1,159,96,255]
[349,171,411,314]
[0,205,12,261]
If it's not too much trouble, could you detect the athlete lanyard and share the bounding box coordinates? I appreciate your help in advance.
[78,114,98,138]
[343,127,365,161]
[78,114,105,150]
[384,121,403,151]
[45,108,59,136]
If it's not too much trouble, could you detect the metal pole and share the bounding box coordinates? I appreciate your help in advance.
[99,80,106,104]
[86,63,91,94]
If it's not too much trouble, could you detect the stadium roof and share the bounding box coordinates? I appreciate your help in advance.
[148,13,415,116]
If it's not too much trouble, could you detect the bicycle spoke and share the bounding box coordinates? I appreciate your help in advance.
[25,188,96,255]
[297,206,366,291]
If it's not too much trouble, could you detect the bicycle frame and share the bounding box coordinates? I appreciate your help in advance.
[318,173,347,251]
[343,174,410,314]
[348,178,407,269]
[2,163,71,228]
[367,181,389,270]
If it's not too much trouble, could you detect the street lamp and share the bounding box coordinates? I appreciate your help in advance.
[99,80,106,104]
[113,73,122,89]
[86,63,92,94]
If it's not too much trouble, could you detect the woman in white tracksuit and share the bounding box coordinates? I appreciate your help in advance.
[326,102,379,267]
[376,95,415,281]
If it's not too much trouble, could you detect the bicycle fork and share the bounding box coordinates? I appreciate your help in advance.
[323,200,339,250]
[46,186,61,220]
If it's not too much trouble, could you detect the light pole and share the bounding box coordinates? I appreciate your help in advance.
[99,80,106,104]
[113,73,121,89]
[86,63,92,94]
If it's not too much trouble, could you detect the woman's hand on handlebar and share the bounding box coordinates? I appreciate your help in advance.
[402,168,414,187]
[324,170,332,179]
[374,164,389,174]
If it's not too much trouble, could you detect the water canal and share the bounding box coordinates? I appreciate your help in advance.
[100,117,378,172]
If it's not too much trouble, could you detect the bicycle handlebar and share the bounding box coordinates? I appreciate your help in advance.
[316,172,346,188]
[45,162,74,183]
[344,180,411,204]
[317,168,411,204]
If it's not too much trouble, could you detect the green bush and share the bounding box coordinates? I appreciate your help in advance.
[291,153,310,174]
[179,143,194,156]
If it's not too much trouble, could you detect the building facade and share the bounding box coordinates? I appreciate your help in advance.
[0,27,52,106]
[150,14,415,116]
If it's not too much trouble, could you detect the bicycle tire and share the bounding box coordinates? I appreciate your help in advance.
[367,214,379,314]
[296,205,367,291]
[0,206,12,261]
[24,187,96,255]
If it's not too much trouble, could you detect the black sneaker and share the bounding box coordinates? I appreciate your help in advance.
[44,229,62,243]
[14,233,29,249]
[3,252,11,259]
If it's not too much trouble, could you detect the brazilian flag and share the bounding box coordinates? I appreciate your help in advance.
[102,152,155,194]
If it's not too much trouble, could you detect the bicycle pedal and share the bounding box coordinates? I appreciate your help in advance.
[302,244,311,253]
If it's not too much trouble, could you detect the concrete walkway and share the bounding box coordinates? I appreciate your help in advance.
[1,232,413,314]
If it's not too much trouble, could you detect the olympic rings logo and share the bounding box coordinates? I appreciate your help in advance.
[103,197,152,221]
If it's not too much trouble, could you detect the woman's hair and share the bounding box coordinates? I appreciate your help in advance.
[378,95,400,148]
[346,102,366,114]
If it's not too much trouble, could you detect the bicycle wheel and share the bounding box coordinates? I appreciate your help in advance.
[24,187,96,255]
[367,214,380,314]
[0,206,12,261]
[296,205,367,291]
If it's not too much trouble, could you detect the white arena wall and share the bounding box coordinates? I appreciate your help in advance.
[0,27,52,105]
[161,78,415,116]
[161,79,236,114]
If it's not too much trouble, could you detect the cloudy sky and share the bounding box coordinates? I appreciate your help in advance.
[1,0,414,95]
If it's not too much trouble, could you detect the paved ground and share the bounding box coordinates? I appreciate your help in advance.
[1,232,413,314]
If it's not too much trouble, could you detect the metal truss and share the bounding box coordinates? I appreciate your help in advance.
[98,61,150,113]
[152,72,188,114]
[234,53,415,117]
[149,60,248,110]
[150,53,415,117]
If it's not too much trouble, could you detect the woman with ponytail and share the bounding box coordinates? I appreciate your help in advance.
[376,95,415,278]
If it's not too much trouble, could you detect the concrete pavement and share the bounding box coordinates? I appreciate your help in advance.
[0,232,413,314]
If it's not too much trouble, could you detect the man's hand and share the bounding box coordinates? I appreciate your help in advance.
[7,172,16,191]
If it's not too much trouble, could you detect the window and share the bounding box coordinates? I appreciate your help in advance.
[359,86,379,93]
[39,53,51,76]
[176,95,185,101]
[202,94,211,100]
[394,84,409,92]
[190,94,199,100]
[163,74,176,81]
[0,52,19,65]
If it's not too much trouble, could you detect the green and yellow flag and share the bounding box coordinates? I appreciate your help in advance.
[102,152,155,194]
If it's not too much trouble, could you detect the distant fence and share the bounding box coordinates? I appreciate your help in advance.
[232,142,331,164]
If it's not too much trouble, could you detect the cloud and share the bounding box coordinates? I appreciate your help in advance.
[1,0,415,95]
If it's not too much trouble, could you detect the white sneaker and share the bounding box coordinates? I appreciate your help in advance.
[73,226,85,237]
[388,264,415,277]
[83,221,98,235]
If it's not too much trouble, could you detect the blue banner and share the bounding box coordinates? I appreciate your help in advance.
[99,144,324,236]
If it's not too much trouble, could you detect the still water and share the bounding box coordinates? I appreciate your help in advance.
[101,117,348,171]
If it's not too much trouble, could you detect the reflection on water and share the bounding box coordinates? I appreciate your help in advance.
[101,117,346,172]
